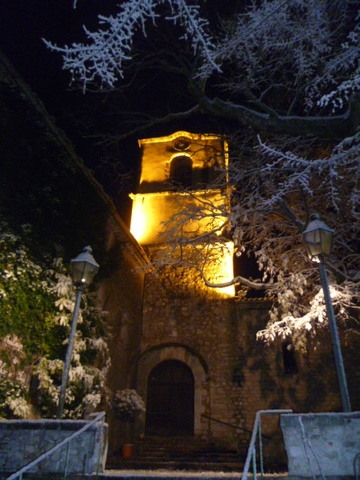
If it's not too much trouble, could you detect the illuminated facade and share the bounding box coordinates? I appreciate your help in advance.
[125,131,359,460]
[130,131,234,296]
[129,132,266,449]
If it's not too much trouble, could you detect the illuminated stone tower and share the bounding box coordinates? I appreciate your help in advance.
[127,131,348,452]
[130,131,234,294]
[130,131,238,441]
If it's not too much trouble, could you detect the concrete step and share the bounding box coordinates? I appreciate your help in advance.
[107,436,241,472]
[29,472,289,480]
[106,460,243,472]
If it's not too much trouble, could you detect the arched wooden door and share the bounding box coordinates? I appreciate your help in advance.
[145,360,194,436]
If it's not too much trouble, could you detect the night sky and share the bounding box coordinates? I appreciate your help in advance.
[0,0,232,218]
[0,1,141,218]
[0,1,118,103]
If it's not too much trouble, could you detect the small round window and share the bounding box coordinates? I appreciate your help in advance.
[173,137,191,151]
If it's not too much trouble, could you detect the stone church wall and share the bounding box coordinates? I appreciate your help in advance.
[138,265,269,452]
[138,261,360,463]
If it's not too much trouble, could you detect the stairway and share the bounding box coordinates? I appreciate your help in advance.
[17,437,290,479]
[106,436,243,472]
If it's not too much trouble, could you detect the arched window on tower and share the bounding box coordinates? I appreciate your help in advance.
[170,156,193,188]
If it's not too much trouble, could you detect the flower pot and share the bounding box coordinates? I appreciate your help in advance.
[122,443,134,459]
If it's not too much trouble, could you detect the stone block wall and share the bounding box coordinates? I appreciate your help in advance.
[137,259,360,469]
[0,418,108,476]
[281,412,360,476]
[138,265,267,451]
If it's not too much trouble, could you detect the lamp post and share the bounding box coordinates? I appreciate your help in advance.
[302,214,351,412]
[56,246,99,419]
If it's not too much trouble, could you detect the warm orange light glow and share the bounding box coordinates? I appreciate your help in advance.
[131,131,234,296]
[138,131,228,188]
[130,193,176,244]
[129,195,147,242]
[130,189,228,245]
[203,241,234,296]
[220,242,235,296]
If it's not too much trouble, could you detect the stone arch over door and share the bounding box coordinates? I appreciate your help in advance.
[136,345,208,437]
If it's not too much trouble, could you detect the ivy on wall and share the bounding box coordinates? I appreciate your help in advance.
[0,221,110,419]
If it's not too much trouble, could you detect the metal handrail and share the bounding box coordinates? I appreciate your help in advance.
[201,413,253,437]
[6,411,106,480]
[201,413,271,439]
[241,409,292,480]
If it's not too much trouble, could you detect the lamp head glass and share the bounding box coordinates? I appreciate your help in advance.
[302,214,334,261]
[71,246,99,287]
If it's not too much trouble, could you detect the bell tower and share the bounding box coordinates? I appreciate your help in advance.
[130,131,234,295]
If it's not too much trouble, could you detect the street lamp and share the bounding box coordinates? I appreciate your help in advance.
[302,214,351,412]
[56,246,99,419]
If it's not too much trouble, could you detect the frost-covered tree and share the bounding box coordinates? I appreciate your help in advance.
[44,0,359,136]
[0,222,110,418]
[45,0,359,349]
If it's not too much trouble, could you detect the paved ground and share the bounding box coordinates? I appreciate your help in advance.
[105,471,242,477]
[102,470,289,479]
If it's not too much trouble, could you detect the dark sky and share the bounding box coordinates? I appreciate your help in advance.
[0,0,232,218]
[0,0,226,133]
[0,0,141,218]
[0,1,117,100]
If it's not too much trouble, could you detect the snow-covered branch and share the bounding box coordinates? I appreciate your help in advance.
[44,0,219,89]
